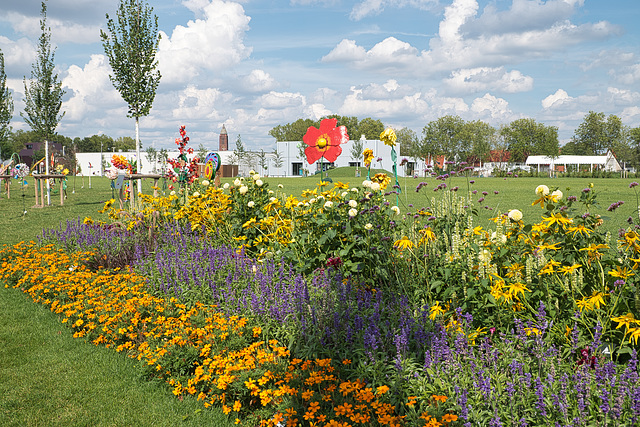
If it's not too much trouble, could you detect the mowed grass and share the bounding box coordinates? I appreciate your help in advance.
[0,168,638,426]
[0,288,231,427]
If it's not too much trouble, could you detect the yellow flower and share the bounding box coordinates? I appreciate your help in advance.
[419,227,436,245]
[628,327,640,345]
[242,218,257,229]
[524,327,541,336]
[611,313,638,330]
[506,282,530,299]
[576,296,593,312]
[588,291,607,310]
[608,266,635,280]
[429,301,446,320]
[380,128,397,147]
[363,148,374,167]
[567,224,592,237]
[558,263,582,275]
[233,400,242,412]
[371,173,391,190]
[538,259,561,275]
[394,236,414,251]
[541,213,573,229]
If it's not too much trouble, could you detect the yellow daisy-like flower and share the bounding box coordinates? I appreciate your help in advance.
[608,266,635,280]
[380,128,397,147]
[429,301,446,320]
[558,263,582,275]
[588,291,607,310]
[394,236,414,251]
[363,148,374,167]
[419,227,436,245]
[611,313,638,330]
[506,282,530,299]
[371,172,391,190]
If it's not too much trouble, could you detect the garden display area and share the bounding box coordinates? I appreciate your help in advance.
[2,168,640,426]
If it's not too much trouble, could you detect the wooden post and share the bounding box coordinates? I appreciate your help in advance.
[59,178,64,206]
[153,178,159,197]
[5,177,9,199]
[34,177,39,206]
[40,178,45,207]
[129,177,134,207]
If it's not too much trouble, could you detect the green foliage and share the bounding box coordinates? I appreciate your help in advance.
[21,1,66,141]
[75,134,115,153]
[500,118,559,163]
[0,50,13,146]
[269,116,385,141]
[419,116,498,164]
[397,127,419,158]
[100,0,161,120]
[569,111,626,156]
[283,184,399,288]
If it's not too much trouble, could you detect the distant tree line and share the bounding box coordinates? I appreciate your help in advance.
[0,129,138,165]
[271,112,640,169]
[269,115,385,142]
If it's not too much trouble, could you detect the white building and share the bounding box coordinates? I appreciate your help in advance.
[525,150,622,173]
[272,135,425,178]
[74,128,427,179]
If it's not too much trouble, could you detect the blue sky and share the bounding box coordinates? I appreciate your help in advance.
[1,0,639,151]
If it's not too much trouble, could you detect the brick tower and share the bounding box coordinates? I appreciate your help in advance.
[219,124,228,151]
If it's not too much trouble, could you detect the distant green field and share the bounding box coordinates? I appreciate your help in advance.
[1,169,638,245]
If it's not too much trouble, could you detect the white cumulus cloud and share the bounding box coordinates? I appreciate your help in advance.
[241,69,277,93]
[470,93,512,121]
[541,89,572,109]
[349,0,438,21]
[445,67,533,93]
[157,0,252,84]
[62,54,123,121]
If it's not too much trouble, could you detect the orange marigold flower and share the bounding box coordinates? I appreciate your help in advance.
[442,413,458,423]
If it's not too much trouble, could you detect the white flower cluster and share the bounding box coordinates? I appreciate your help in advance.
[535,185,549,196]
[508,209,523,222]
[105,166,119,180]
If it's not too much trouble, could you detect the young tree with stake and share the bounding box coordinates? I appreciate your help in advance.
[22,1,65,142]
[101,0,161,192]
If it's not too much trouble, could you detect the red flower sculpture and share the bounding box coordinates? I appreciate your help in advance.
[303,118,349,164]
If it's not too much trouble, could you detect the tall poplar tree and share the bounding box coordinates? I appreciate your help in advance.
[0,50,13,149]
[101,0,161,182]
[21,1,65,141]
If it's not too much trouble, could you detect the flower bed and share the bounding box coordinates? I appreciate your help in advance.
[0,242,452,426]
[4,162,640,425]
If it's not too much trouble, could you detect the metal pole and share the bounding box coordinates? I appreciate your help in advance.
[45,140,50,205]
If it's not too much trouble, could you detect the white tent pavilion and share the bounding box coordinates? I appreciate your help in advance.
[525,150,622,173]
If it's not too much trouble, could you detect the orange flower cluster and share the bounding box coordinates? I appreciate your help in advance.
[0,243,457,426]
[111,154,130,171]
